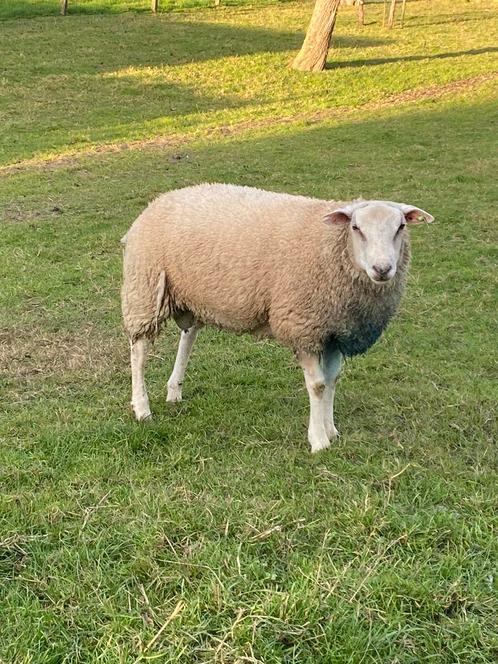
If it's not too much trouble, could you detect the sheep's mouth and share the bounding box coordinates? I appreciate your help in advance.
[368,272,395,284]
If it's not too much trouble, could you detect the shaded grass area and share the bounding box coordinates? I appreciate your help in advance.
[1,86,497,661]
[0,0,290,20]
[1,0,497,166]
[1,0,498,661]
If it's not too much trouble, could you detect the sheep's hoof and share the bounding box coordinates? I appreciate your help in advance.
[309,432,331,454]
[131,401,152,422]
[166,389,182,403]
[325,423,340,440]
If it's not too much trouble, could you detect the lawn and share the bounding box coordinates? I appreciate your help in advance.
[1,1,497,662]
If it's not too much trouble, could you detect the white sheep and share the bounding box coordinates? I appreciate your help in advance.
[121,183,433,452]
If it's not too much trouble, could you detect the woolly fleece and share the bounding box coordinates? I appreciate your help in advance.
[121,183,410,356]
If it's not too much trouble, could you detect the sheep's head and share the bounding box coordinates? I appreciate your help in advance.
[324,201,434,284]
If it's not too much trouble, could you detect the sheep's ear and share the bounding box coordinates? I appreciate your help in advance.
[323,207,353,225]
[397,204,434,224]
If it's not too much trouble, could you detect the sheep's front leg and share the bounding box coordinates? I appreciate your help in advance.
[131,337,151,421]
[167,325,199,402]
[298,352,330,453]
[322,347,342,440]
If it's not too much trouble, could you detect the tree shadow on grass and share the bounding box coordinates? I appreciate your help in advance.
[1,15,389,165]
[327,46,498,69]
[0,0,202,20]
[404,12,498,28]
[2,16,389,72]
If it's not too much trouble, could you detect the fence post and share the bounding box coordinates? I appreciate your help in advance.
[357,0,364,26]
[387,0,397,28]
[400,0,407,27]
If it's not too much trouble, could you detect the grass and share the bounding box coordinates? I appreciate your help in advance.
[1,0,497,661]
[0,0,290,20]
[1,0,497,167]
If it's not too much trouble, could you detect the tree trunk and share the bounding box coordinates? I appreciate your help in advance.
[387,0,397,28]
[151,0,159,13]
[291,0,342,72]
[60,0,68,15]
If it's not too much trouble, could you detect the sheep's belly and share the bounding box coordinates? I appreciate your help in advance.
[192,309,272,338]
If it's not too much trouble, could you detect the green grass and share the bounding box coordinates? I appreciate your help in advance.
[0,0,291,20]
[1,0,497,166]
[1,1,498,662]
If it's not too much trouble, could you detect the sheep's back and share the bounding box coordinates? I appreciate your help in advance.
[126,184,329,334]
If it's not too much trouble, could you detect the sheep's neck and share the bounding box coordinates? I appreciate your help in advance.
[323,234,410,357]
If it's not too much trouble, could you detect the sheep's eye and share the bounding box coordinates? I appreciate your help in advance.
[396,223,406,234]
[351,224,365,240]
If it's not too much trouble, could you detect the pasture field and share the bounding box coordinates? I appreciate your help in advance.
[1,1,497,661]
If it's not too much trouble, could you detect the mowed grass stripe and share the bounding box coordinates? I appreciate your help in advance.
[1,71,496,176]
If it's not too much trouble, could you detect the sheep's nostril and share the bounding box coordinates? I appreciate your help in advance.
[373,264,392,279]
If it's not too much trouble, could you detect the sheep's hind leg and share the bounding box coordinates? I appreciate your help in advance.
[298,352,330,453]
[131,337,152,421]
[167,324,200,402]
[322,347,342,440]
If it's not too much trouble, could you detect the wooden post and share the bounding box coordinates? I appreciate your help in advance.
[400,0,407,27]
[151,0,159,13]
[60,0,68,15]
[357,0,364,26]
[387,0,397,28]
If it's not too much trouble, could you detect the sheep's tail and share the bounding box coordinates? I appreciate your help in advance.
[153,271,169,335]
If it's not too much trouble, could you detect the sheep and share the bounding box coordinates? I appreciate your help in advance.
[121,183,433,453]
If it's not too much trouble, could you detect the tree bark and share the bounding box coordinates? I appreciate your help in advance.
[387,0,397,28]
[60,0,68,15]
[151,0,159,13]
[291,0,342,72]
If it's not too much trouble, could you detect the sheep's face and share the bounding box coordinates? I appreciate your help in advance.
[349,204,406,283]
[324,201,434,284]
